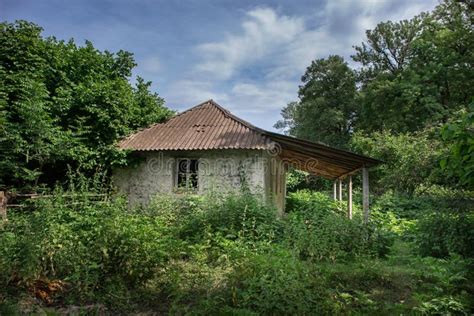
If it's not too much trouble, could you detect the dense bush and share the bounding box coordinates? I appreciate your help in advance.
[147,192,281,242]
[225,247,328,314]
[372,191,432,219]
[370,190,474,258]
[415,209,474,258]
[0,189,178,303]
[285,190,394,260]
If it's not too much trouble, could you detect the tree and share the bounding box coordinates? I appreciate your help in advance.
[275,55,356,148]
[353,0,473,133]
[0,21,173,189]
[350,129,448,195]
[352,15,426,80]
[440,103,474,189]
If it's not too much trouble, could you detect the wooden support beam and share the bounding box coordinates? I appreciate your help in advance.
[347,176,353,220]
[338,179,342,201]
[362,167,370,223]
[0,191,7,221]
[333,181,337,201]
[337,167,363,180]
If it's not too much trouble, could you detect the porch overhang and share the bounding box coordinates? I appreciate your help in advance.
[264,131,381,179]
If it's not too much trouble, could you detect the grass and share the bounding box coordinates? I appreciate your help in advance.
[1,190,472,314]
[1,240,472,315]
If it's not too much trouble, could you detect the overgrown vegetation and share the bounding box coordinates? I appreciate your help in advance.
[0,21,173,189]
[1,0,473,313]
[1,182,472,314]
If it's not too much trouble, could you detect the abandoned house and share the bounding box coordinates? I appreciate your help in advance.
[114,100,380,216]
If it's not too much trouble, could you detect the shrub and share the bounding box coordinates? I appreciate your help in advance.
[0,189,178,303]
[372,191,432,219]
[148,192,281,243]
[415,296,469,315]
[284,190,394,261]
[225,247,328,314]
[286,189,343,215]
[415,209,474,258]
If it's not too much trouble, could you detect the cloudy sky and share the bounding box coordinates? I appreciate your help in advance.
[2,0,438,130]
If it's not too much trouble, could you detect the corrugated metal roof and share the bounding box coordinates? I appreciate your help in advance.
[118,99,382,179]
[119,100,272,151]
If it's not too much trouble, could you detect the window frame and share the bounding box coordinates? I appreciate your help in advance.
[174,158,199,191]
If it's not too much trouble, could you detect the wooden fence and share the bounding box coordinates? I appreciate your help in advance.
[0,191,108,221]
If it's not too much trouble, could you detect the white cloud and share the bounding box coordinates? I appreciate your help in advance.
[195,7,305,80]
[166,0,439,130]
[229,80,296,113]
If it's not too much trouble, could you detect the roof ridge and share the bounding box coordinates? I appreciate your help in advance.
[127,100,217,136]
[206,100,263,133]
[174,99,215,117]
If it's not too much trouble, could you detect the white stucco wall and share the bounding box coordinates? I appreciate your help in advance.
[113,150,268,206]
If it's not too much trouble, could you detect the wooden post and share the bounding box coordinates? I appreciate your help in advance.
[362,167,370,223]
[0,191,7,221]
[333,181,337,201]
[338,179,342,201]
[347,176,353,219]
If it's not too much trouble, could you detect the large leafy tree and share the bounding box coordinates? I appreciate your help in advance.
[0,21,173,189]
[275,55,357,148]
[276,0,473,192]
[353,0,473,133]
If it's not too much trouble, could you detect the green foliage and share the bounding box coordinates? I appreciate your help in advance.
[318,243,473,314]
[0,21,173,189]
[0,187,178,303]
[372,191,432,218]
[275,55,357,148]
[286,189,343,215]
[148,192,280,243]
[277,1,473,142]
[226,247,326,315]
[285,169,334,192]
[285,191,394,261]
[440,104,474,189]
[351,130,448,194]
[415,209,474,258]
[354,0,473,133]
[1,187,473,314]
[415,296,469,315]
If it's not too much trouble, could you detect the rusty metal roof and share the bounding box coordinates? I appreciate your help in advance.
[119,100,272,151]
[118,99,381,179]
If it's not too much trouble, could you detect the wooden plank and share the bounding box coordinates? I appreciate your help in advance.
[338,179,342,201]
[279,143,361,169]
[281,149,349,174]
[333,181,337,201]
[269,134,380,166]
[347,176,353,219]
[280,155,340,179]
[0,191,7,221]
[337,167,363,180]
[362,167,370,223]
[265,132,381,163]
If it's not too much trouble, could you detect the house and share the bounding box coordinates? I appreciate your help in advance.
[114,100,380,216]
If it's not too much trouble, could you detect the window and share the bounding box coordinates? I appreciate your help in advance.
[176,159,199,190]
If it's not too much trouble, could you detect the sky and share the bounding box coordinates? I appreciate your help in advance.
[2,0,439,131]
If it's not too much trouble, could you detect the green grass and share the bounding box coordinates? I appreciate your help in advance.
[1,190,472,314]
